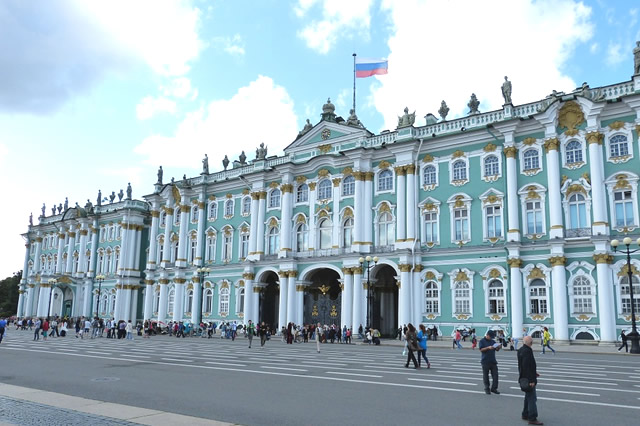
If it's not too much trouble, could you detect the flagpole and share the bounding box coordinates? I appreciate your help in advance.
[352,53,356,113]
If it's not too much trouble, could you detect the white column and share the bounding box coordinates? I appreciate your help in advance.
[286,272,297,324]
[295,283,304,326]
[505,146,520,242]
[256,193,266,254]
[21,241,31,283]
[114,284,122,320]
[508,257,524,339]
[37,285,50,317]
[280,185,293,254]
[398,265,411,326]
[192,280,202,324]
[130,288,139,322]
[56,231,65,273]
[544,138,564,238]
[252,284,261,324]
[88,222,98,277]
[143,281,154,320]
[195,199,206,266]
[308,184,317,250]
[586,131,608,234]
[17,287,25,317]
[594,253,617,342]
[133,226,142,271]
[83,281,92,317]
[278,272,287,330]
[158,281,169,324]
[161,207,173,267]
[396,167,406,242]
[148,209,160,270]
[364,172,374,247]
[248,193,260,256]
[353,174,363,249]
[413,266,422,325]
[550,255,569,341]
[77,224,89,277]
[352,267,363,329]
[342,269,353,329]
[176,204,189,268]
[32,237,42,274]
[244,275,254,325]
[25,285,35,317]
[65,226,76,274]
[406,165,416,242]
[173,281,185,321]
[332,179,341,247]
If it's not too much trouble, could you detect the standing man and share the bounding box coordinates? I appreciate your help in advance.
[247,320,255,348]
[259,321,268,348]
[518,336,543,425]
[315,322,322,353]
[0,317,7,344]
[479,330,501,395]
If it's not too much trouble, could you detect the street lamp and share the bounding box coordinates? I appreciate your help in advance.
[95,275,106,318]
[611,237,640,354]
[196,267,211,332]
[359,256,378,331]
[47,278,58,319]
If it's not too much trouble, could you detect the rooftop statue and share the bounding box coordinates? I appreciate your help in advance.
[501,76,512,104]
[51,207,56,215]
[64,197,69,211]
[57,204,62,214]
[438,101,449,121]
[222,155,230,170]
[29,213,33,226]
[298,118,313,137]
[634,41,640,75]
[468,93,480,115]
[41,203,45,217]
[397,107,415,128]
[109,192,116,203]
[256,142,268,160]
[126,183,132,200]
[117,189,124,202]
[183,174,187,181]
[157,166,163,184]
[85,199,93,211]
[97,190,102,206]
[239,150,247,165]
[346,109,363,128]
[202,154,209,174]
[75,202,87,218]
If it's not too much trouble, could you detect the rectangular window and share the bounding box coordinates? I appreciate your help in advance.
[526,201,543,234]
[240,234,249,259]
[454,208,469,241]
[485,206,502,238]
[614,191,634,227]
[424,212,438,243]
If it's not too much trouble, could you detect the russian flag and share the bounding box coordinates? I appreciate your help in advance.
[355,57,388,78]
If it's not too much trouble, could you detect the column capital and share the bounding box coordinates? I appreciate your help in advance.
[332,178,342,187]
[549,256,567,267]
[543,138,559,153]
[504,146,518,158]
[341,267,353,275]
[308,182,317,190]
[144,279,155,285]
[507,257,522,268]
[281,184,293,193]
[405,164,416,174]
[163,206,175,215]
[242,272,256,280]
[585,131,604,145]
[593,253,614,264]
[413,264,424,272]
[394,166,406,176]
[158,279,170,285]
[353,171,365,181]
[287,270,298,278]
[364,172,374,181]
[399,263,412,272]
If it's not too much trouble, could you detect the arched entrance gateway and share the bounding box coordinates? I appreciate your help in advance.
[258,271,279,330]
[303,268,341,326]
[370,264,399,337]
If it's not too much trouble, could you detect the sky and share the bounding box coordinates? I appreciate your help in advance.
[1,0,639,279]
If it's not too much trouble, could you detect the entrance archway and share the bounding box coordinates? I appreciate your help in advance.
[371,264,398,337]
[304,268,341,326]
[259,271,279,330]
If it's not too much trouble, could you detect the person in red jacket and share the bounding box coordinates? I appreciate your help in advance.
[42,318,50,341]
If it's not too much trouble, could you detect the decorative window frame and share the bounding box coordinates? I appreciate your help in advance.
[235,283,245,315]
[375,167,395,194]
[449,152,469,186]
[613,259,640,320]
[167,286,175,315]
[221,225,234,263]
[479,189,504,243]
[295,183,309,205]
[340,207,354,248]
[421,156,439,191]
[316,178,332,201]
[237,223,250,260]
[208,201,218,221]
[421,268,443,320]
[481,265,508,320]
[173,210,181,226]
[341,175,355,197]
[603,122,634,164]
[316,214,333,250]
[293,216,309,252]
[224,198,235,219]
[447,193,472,245]
[265,217,281,255]
[202,286,214,315]
[204,227,216,264]
[156,235,164,264]
[605,171,639,232]
[218,281,230,316]
[268,188,281,210]
[566,261,596,320]
[187,231,197,263]
[241,196,251,217]
[184,288,193,314]
[521,263,552,320]
[480,150,502,182]
[518,184,547,239]
[190,205,199,224]
[561,177,592,236]
[559,134,587,170]
[448,267,475,320]
[373,201,396,247]
[518,140,544,176]
[418,197,441,248]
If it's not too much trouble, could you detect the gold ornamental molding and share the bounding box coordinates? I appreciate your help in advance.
[379,203,391,213]
[208,195,217,201]
[608,121,626,130]
[318,284,331,295]
[455,314,470,320]
[636,124,640,136]
[483,143,497,152]
[558,100,585,134]
[394,166,406,176]
[317,169,330,178]
[251,192,260,200]
[399,264,412,273]
[242,272,255,280]
[504,146,517,158]
[489,268,501,278]
[308,182,317,190]
[543,138,559,153]
[527,267,545,280]
[490,314,502,321]
[530,314,546,321]
[278,270,288,278]
[549,256,567,267]
[150,210,160,218]
[158,279,169,284]
[522,137,537,146]
[296,175,307,184]
[295,285,306,292]
[454,270,469,282]
[364,171,374,181]
[242,188,250,195]
[280,184,293,193]
[259,191,267,200]
[341,267,354,275]
[614,174,631,190]
[172,186,181,203]
[378,160,391,170]
[332,178,342,187]
[67,232,76,238]
[425,271,436,281]
[163,207,174,215]
[452,150,465,158]
[318,144,332,154]
[173,278,187,284]
[269,181,279,189]
[296,215,307,224]
[413,264,424,272]
[144,279,155,285]
[585,131,604,145]
[253,287,263,293]
[287,270,298,278]
[618,264,640,278]
[352,266,363,274]
[422,154,434,163]
[180,204,190,213]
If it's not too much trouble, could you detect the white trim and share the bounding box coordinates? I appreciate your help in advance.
[518,183,547,239]
[605,171,639,232]
[559,133,587,170]
[446,193,472,245]
[449,157,469,187]
[420,160,439,191]
[603,124,634,164]
[479,189,505,242]
[521,263,552,319]
[566,261,597,318]
[518,142,544,176]
[480,151,502,182]
[480,265,508,319]
[418,197,441,247]
[448,267,475,317]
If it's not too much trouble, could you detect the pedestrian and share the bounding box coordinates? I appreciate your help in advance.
[358,324,364,339]
[454,329,462,349]
[60,320,68,337]
[471,330,478,350]
[125,320,134,340]
[259,321,268,347]
[33,318,41,341]
[315,322,322,353]
[231,321,237,341]
[518,336,543,425]
[84,318,92,338]
[417,324,431,368]
[541,327,555,354]
[247,320,255,348]
[42,318,49,341]
[479,330,501,395]
[0,317,7,344]
[618,330,628,353]
[404,323,420,369]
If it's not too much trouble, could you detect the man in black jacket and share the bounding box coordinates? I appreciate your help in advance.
[518,336,542,425]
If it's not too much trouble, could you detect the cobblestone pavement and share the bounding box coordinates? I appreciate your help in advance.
[0,396,139,426]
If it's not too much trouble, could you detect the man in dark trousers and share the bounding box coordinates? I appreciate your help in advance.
[478,330,501,394]
[518,336,543,425]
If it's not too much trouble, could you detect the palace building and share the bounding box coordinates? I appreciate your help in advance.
[17,46,640,342]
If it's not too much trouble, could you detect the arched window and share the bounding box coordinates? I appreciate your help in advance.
[223,232,232,261]
[205,234,216,262]
[105,249,113,274]
[488,280,505,314]
[568,193,587,229]
[610,134,629,158]
[157,238,164,264]
[295,223,308,252]
[168,288,175,313]
[185,290,193,314]
[110,293,116,313]
[342,217,354,248]
[342,175,355,196]
[425,281,439,314]
[174,211,181,226]
[485,205,502,238]
[242,196,251,215]
[189,237,197,263]
[454,281,470,314]
[202,288,213,314]
[423,165,436,185]
[191,205,199,223]
[296,184,309,203]
[97,250,105,274]
[240,230,249,259]
[268,226,279,254]
[100,294,108,315]
[317,179,332,200]
[208,202,217,220]
[621,275,640,315]
[484,155,499,177]
[378,170,393,191]
[269,189,281,208]
[318,218,332,249]
[160,212,167,227]
[452,160,467,181]
[572,276,593,313]
[225,199,234,217]
[378,211,394,246]
[523,149,539,171]
[566,140,583,164]
[219,286,230,314]
[236,287,245,314]
[171,241,178,262]
[529,279,547,314]
[153,290,160,313]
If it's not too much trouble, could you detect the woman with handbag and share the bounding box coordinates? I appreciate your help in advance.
[404,323,420,369]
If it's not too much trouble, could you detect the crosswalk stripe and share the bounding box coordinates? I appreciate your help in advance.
[408,378,477,386]
[508,387,599,396]
[327,372,383,378]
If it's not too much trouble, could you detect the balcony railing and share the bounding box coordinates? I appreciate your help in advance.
[565,228,591,238]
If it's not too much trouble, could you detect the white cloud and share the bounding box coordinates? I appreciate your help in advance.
[590,42,599,54]
[0,143,7,164]
[296,0,374,54]
[335,88,352,111]
[99,167,144,190]
[162,77,198,100]
[134,76,299,169]
[136,96,177,120]
[212,34,246,56]
[606,42,624,66]
[371,0,593,131]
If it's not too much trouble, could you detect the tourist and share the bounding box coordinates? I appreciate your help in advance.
[246,320,255,348]
[479,330,501,395]
[518,336,543,425]
[42,318,49,341]
[259,321,268,347]
[417,324,430,368]
[315,322,322,353]
[541,327,555,355]
[60,320,68,337]
[404,323,419,369]
[618,330,628,353]
[454,329,462,350]
[33,318,41,341]
[125,320,134,340]
[0,317,7,344]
